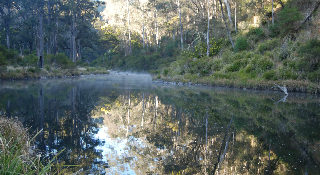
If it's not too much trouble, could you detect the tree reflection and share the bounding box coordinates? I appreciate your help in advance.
[0,80,319,174]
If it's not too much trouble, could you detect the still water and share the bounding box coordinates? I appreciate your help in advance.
[0,72,319,174]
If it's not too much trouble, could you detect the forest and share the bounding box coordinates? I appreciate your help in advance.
[0,0,319,92]
[0,0,320,174]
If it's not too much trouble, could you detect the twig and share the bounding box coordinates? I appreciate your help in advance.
[273,83,288,95]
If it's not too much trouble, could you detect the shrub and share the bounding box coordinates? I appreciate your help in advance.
[0,52,7,66]
[189,57,212,76]
[0,117,60,174]
[257,58,274,71]
[258,39,280,53]
[278,68,298,80]
[163,68,169,76]
[263,70,277,80]
[268,25,280,37]
[307,70,320,82]
[211,59,223,72]
[277,7,302,35]
[21,54,38,66]
[298,39,320,71]
[247,28,265,41]
[47,53,75,69]
[234,37,249,52]
[226,59,248,72]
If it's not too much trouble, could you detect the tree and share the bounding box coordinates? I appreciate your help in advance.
[218,0,234,49]
[206,0,210,56]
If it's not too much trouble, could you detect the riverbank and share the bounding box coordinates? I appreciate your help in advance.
[0,117,64,174]
[154,75,320,94]
[0,66,109,80]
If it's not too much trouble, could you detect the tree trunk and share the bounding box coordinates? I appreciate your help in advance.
[178,0,183,49]
[53,18,58,55]
[39,10,44,68]
[143,23,145,48]
[234,2,237,32]
[272,0,274,25]
[155,9,159,49]
[5,1,11,49]
[77,40,81,61]
[206,0,210,57]
[71,15,77,62]
[223,0,233,27]
[127,0,132,54]
[218,0,234,49]
[141,93,145,127]
[6,32,10,49]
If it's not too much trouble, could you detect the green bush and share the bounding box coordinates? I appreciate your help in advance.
[247,28,265,41]
[258,39,280,53]
[0,45,20,65]
[257,58,274,71]
[277,7,302,35]
[278,68,298,80]
[235,37,249,52]
[298,39,320,71]
[268,25,280,37]
[47,53,75,69]
[189,57,212,76]
[226,59,248,72]
[211,59,223,72]
[0,52,7,66]
[163,68,169,76]
[263,70,277,80]
[21,54,38,66]
[307,70,320,82]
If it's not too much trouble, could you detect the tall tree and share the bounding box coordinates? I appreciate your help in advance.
[218,0,234,49]
[206,0,210,57]
[38,0,44,68]
[177,0,183,49]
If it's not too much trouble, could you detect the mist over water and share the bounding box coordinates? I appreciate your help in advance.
[0,72,319,174]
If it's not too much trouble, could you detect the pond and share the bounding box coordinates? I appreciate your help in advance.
[0,72,319,174]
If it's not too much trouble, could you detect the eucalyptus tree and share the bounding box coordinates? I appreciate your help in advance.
[177,0,183,49]
[218,0,234,49]
[0,0,20,49]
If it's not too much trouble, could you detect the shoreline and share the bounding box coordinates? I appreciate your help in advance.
[154,75,320,94]
[0,67,109,81]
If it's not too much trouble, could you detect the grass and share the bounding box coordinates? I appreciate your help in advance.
[157,74,320,94]
[0,66,109,80]
[0,117,67,174]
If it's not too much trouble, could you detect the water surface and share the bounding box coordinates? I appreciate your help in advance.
[0,72,319,174]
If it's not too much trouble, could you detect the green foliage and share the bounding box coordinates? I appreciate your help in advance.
[187,38,223,58]
[277,7,302,35]
[263,70,277,80]
[0,52,7,66]
[226,59,248,72]
[46,53,75,69]
[278,67,298,80]
[211,59,223,72]
[258,39,280,53]
[307,70,320,82]
[189,57,212,76]
[21,54,38,66]
[247,28,265,41]
[234,37,249,52]
[0,118,59,174]
[298,39,320,71]
[163,68,169,76]
[268,25,280,37]
[0,45,21,66]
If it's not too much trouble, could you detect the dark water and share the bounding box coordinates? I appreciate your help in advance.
[0,72,319,174]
